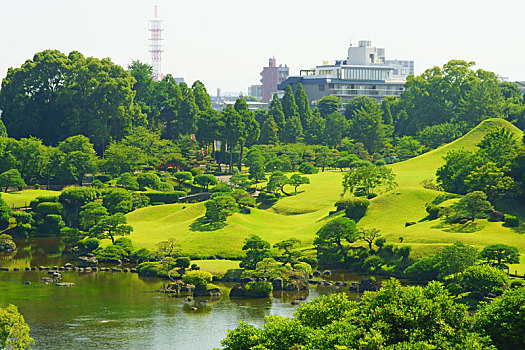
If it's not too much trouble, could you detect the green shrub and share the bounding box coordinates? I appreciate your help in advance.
[36,214,64,235]
[182,270,213,286]
[375,159,386,166]
[35,202,63,216]
[157,182,174,192]
[211,182,232,193]
[404,258,439,281]
[426,204,441,220]
[114,237,134,254]
[463,265,507,296]
[190,167,203,176]
[77,237,100,253]
[91,179,106,189]
[190,263,200,270]
[245,281,273,298]
[95,244,128,261]
[136,172,161,190]
[334,198,352,212]
[175,256,191,269]
[504,214,519,227]
[299,162,318,174]
[138,262,169,278]
[130,248,151,263]
[144,192,181,204]
[293,262,312,275]
[116,173,139,190]
[0,234,16,252]
[344,197,370,221]
[60,227,82,245]
[257,192,278,205]
[350,160,372,168]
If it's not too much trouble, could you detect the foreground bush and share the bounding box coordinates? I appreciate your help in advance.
[245,281,273,298]
[344,197,370,222]
[182,270,213,286]
[219,279,492,349]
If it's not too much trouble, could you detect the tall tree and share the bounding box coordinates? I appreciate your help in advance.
[260,115,279,145]
[348,108,392,154]
[294,83,312,129]
[57,135,98,186]
[191,80,212,112]
[304,113,326,145]
[234,97,260,171]
[281,85,299,119]
[177,82,199,136]
[316,96,341,118]
[281,114,303,143]
[221,106,243,172]
[267,93,285,129]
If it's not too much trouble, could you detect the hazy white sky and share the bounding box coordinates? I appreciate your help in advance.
[1,0,524,94]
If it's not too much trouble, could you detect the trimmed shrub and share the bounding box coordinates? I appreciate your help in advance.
[114,237,134,254]
[0,234,16,252]
[130,248,151,264]
[245,281,273,298]
[95,244,128,262]
[136,172,161,190]
[190,167,204,176]
[77,237,100,253]
[334,198,352,212]
[35,202,63,216]
[144,192,181,204]
[344,197,370,222]
[182,270,213,286]
[91,179,106,189]
[175,256,191,269]
[138,262,169,278]
[211,182,232,193]
[36,214,64,235]
[60,227,82,245]
[446,283,463,296]
[463,265,507,296]
[293,262,312,275]
[30,196,59,210]
[299,162,318,174]
[257,192,279,205]
[509,280,525,289]
[157,182,174,192]
[504,214,519,227]
[426,204,440,220]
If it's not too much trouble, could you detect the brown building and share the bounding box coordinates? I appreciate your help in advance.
[260,57,289,102]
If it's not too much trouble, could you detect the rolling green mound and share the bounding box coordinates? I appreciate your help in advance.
[2,190,61,208]
[127,118,525,272]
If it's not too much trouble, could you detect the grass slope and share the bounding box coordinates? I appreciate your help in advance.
[1,190,61,208]
[127,118,525,272]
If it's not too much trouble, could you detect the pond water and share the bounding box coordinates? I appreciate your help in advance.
[0,238,368,350]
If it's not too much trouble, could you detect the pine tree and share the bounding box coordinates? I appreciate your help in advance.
[191,80,211,112]
[281,86,298,119]
[268,93,285,129]
[260,115,279,145]
[304,113,326,145]
[294,83,312,129]
[281,114,304,143]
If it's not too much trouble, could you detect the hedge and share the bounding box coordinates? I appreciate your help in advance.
[144,191,186,204]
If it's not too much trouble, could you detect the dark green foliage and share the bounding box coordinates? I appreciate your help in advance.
[245,281,273,298]
[130,248,152,264]
[451,191,494,222]
[143,191,183,204]
[35,202,63,216]
[0,197,10,231]
[344,197,370,221]
[95,244,128,262]
[114,237,134,254]
[260,115,279,145]
[221,279,491,349]
[205,194,238,222]
[60,227,81,245]
[89,213,133,244]
[0,234,16,252]
[257,192,279,205]
[479,244,520,270]
[0,169,26,192]
[417,122,465,149]
[136,173,162,190]
[116,173,139,190]
[446,283,463,296]
[434,241,478,281]
[95,174,112,183]
[175,257,191,269]
[463,265,507,296]
[77,237,100,253]
[102,188,133,215]
[288,174,309,193]
[240,235,272,270]
[504,214,519,227]
[59,186,99,227]
[194,174,217,191]
[210,182,232,193]
[314,217,358,266]
[35,214,65,236]
[474,287,525,350]
[298,162,317,174]
[425,203,441,220]
[316,96,342,118]
[342,164,397,197]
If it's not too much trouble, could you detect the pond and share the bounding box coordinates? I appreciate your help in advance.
[0,238,370,349]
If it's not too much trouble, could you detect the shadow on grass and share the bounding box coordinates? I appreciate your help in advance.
[430,220,484,233]
[189,217,226,232]
[316,210,345,222]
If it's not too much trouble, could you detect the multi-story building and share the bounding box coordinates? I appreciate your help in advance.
[260,57,289,102]
[278,41,413,106]
[247,85,263,101]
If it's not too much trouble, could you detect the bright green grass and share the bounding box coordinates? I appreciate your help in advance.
[127,118,525,272]
[192,259,240,274]
[1,190,61,208]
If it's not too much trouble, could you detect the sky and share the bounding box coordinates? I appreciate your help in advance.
[0,0,524,95]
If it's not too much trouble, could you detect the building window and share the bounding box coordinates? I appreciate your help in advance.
[319,84,325,91]
[328,83,334,88]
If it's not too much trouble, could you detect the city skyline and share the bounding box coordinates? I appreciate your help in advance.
[0,0,524,94]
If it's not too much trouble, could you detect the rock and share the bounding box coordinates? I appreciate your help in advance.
[52,266,58,270]
[23,281,31,285]
[405,222,416,227]
[181,284,195,293]
[240,277,255,284]
[328,210,337,215]
[56,283,75,287]
[52,272,61,278]
[92,267,98,271]
[335,281,343,286]
[48,271,56,275]
[40,277,54,283]
[489,211,505,222]
[64,263,73,268]
[25,267,30,271]
[229,284,245,297]
[78,256,98,268]
[78,268,84,272]
[84,267,92,272]
[272,277,284,291]
[322,270,332,276]
[58,267,64,271]
[0,267,9,271]
[123,268,130,273]
[190,307,197,311]
[31,267,36,271]
[458,219,469,224]
[185,297,192,302]
[111,268,122,272]
[241,207,251,214]
[291,300,300,305]
[312,271,321,277]
[349,278,378,292]
[13,267,19,271]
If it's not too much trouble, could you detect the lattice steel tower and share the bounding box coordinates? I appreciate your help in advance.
[149,6,164,81]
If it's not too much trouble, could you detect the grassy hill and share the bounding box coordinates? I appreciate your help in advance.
[127,118,525,272]
[1,189,61,208]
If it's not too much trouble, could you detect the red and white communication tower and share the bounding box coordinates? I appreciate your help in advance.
[149,6,164,81]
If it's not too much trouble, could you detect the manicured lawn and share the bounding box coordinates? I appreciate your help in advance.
[1,189,61,208]
[192,259,240,274]
[127,118,525,272]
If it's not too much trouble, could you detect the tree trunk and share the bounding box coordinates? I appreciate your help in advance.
[237,142,244,172]
[229,145,233,173]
